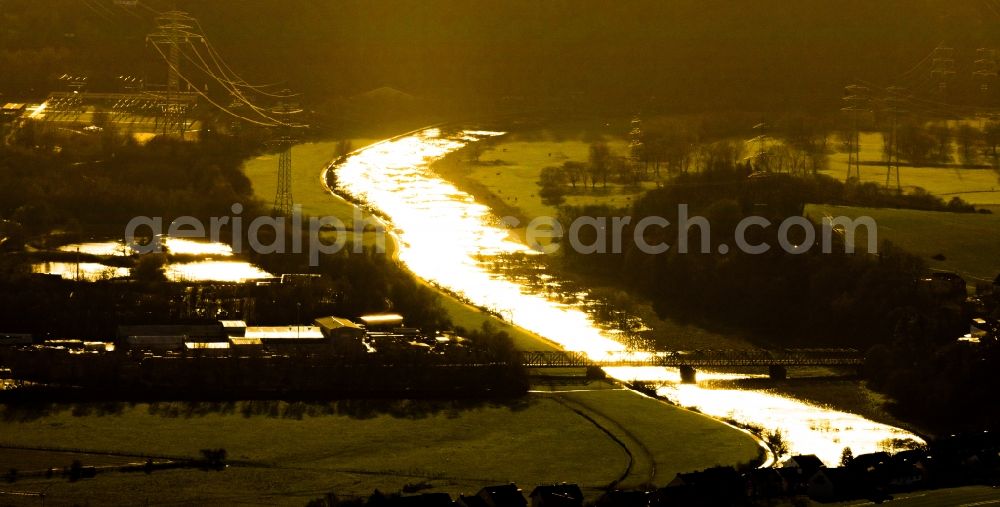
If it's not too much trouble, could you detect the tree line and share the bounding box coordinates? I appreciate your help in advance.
[547,161,993,430]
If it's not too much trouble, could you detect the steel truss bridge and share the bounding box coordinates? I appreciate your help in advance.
[518,349,863,369]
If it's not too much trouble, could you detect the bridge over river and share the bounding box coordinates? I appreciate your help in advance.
[518,349,864,382]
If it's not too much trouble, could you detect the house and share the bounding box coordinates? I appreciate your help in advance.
[244,326,325,341]
[886,458,924,490]
[184,341,230,357]
[1,103,26,122]
[457,494,488,507]
[918,272,967,300]
[593,490,649,507]
[359,313,405,330]
[219,320,247,337]
[849,452,890,474]
[847,452,892,492]
[389,493,454,507]
[228,337,263,356]
[125,335,185,353]
[43,339,85,350]
[529,484,583,507]
[806,467,853,502]
[781,454,825,479]
[968,317,999,342]
[657,466,744,506]
[314,316,365,340]
[244,326,326,354]
[314,316,368,355]
[473,484,527,507]
[118,323,227,344]
[83,342,113,353]
[747,467,789,499]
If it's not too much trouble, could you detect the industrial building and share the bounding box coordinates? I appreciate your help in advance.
[85,314,431,358]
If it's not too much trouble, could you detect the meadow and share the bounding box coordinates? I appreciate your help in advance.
[821,132,1000,205]
[431,136,647,223]
[241,139,380,222]
[0,389,760,505]
[0,397,621,505]
[805,203,1000,283]
[428,127,999,288]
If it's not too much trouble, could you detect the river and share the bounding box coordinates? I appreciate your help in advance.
[333,127,923,467]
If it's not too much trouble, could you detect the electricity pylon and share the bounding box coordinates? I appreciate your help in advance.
[146,11,201,135]
[841,85,870,181]
[975,48,998,111]
[269,96,304,217]
[884,86,907,193]
[931,45,956,95]
[743,122,770,173]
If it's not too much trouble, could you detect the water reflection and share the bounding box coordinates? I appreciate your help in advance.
[57,242,131,257]
[36,238,266,283]
[335,128,924,464]
[161,237,234,257]
[338,129,626,356]
[31,261,129,281]
[659,384,918,466]
[55,237,235,257]
[605,366,920,465]
[164,260,270,283]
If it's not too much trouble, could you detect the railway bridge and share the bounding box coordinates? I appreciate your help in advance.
[518,348,864,382]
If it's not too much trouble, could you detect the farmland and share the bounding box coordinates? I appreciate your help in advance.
[0,389,760,505]
[822,132,1000,205]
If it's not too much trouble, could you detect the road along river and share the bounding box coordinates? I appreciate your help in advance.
[331,127,923,466]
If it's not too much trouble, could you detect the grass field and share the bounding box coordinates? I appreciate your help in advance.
[0,396,622,505]
[821,132,1000,205]
[242,139,380,222]
[806,203,1000,283]
[0,387,760,505]
[432,136,647,223]
[437,295,559,351]
[444,129,999,288]
[547,389,763,486]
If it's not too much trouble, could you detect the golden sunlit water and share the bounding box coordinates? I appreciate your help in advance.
[58,241,131,256]
[339,129,628,356]
[335,128,924,466]
[164,260,270,283]
[161,237,235,257]
[37,238,267,282]
[31,261,130,281]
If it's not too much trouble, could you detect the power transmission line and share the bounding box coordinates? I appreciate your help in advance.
[841,84,870,181]
[149,42,282,127]
[144,10,307,129]
[190,18,297,99]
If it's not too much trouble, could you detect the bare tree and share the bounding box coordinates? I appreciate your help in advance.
[954,124,980,166]
[588,141,612,188]
[984,121,1000,163]
[928,123,952,163]
[562,161,586,189]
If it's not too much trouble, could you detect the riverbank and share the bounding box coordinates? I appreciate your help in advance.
[423,132,927,444]
[245,133,766,475]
